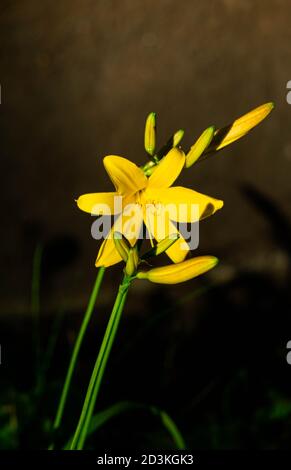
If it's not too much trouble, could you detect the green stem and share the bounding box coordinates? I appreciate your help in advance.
[51,266,106,445]
[70,273,132,450]
[157,409,186,449]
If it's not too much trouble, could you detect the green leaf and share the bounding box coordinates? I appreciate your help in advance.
[64,401,185,449]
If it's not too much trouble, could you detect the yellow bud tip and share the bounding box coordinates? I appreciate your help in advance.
[265,101,275,110]
[256,101,275,117]
[211,257,219,268]
[146,112,156,126]
[173,129,184,147]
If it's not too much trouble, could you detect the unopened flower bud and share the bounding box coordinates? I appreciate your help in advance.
[144,112,156,157]
[113,232,130,262]
[185,126,215,168]
[137,256,218,284]
[125,247,139,276]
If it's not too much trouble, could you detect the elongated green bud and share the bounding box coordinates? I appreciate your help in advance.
[156,129,184,160]
[142,234,179,260]
[137,256,218,284]
[172,129,184,147]
[144,112,156,156]
[125,247,139,276]
[185,126,215,168]
[113,232,130,262]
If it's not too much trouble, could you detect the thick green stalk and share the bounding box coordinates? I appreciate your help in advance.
[70,274,132,450]
[51,266,106,443]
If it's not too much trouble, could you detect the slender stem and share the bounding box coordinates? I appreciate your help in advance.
[51,267,106,444]
[157,409,186,449]
[70,273,132,450]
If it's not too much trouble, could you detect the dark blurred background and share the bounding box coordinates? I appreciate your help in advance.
[1,0,291,450]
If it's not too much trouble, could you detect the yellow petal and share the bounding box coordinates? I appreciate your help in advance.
[142,234,180,259]
[137,256,218,284]
[185,126,215,168]
[144,207,188,263]
[148,148,185,189]
[96,209,143,267]
[145,187,223,222]
[76,192,121,215]
[207,102,274,152]
[103,155,147,196]
[96,234,122,267]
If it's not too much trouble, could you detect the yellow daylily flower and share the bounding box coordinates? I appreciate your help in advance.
[137,256,218,284]
[76,148,223,267]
